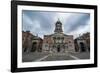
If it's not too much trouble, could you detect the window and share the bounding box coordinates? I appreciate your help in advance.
[69,41,71,43]
[45,45,48,47]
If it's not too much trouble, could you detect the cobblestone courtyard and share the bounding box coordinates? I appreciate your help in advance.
[22,50,90,62]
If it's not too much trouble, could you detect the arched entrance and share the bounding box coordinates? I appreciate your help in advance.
[31,42,37,52]
[80,42,86,52]
[57,45,60,52]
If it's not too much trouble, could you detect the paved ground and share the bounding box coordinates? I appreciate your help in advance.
[41,54,74,61]
[22,51,90,62]
[22,52,49,62]
[69,52,90,59]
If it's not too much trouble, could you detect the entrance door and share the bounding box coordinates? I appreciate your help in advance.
[57,45,60,52]
[80,42,86,52]
[31,42,37,52]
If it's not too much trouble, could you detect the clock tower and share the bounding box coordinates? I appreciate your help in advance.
[54,19,63,33]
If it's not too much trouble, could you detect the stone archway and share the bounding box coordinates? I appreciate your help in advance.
[80,42,86,52]
[31,42,37,52]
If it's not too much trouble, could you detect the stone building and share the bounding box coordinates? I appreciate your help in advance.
[42,19,75,53]
[82,32,90,51]
[22,31,43,53]
[22,31,33,53]
[74,32,90,52]
[31,36,43,52]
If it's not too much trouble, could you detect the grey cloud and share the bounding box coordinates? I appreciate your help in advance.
[22,10,90,38]
[64,13,90,33]
[23,10,56,34]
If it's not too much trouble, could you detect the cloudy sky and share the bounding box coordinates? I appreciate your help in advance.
[22,10,90,39]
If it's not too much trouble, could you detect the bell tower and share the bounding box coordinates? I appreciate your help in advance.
[54,19,63,33]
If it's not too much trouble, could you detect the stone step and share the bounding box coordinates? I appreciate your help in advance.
[49,53,69,56]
